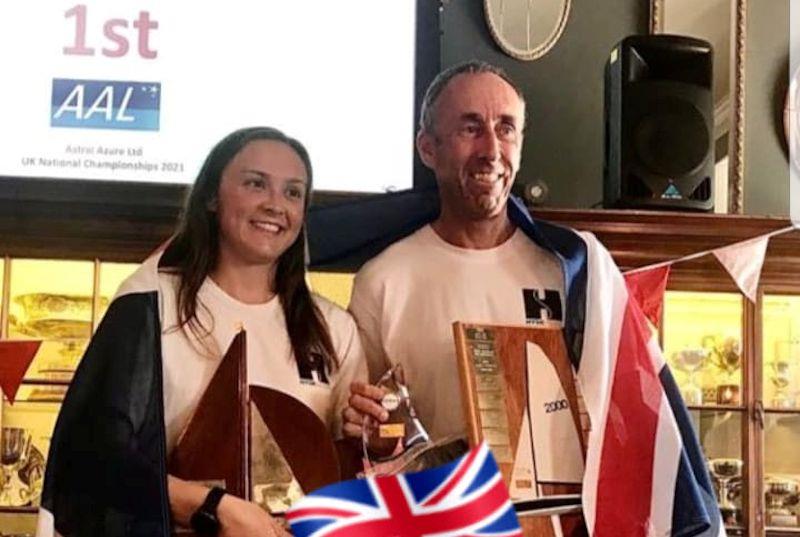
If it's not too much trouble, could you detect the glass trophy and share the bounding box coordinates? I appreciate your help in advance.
[672,348,707,405]
[0,428,32,507]
[770,361,794,409]
[709,458,743,525]
[771,340,798,409]
[361,365,433,476]
[705,335,742,404]
[765,476,800,527]
[18,444,45,506]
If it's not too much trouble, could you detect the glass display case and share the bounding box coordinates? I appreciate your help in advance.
[307,272,355,309]
[0,257,137,535]
[662,291,800,535]
[663,291,800,535]
[762,296,800,533]
[664,291,744,406]
[8,259,94,399]
[665,291,748,534]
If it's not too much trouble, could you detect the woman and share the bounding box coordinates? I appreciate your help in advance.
[37,127,365,537]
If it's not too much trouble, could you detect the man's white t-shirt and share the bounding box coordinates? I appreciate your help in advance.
[158,273,365,453]
[349,225,564,441]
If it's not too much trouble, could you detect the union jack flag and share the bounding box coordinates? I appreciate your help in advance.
[286,442,522,537]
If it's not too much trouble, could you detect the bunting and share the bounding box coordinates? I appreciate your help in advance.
[623,265,671,329]
[712,235,769,303]
[624,226,796,318]
[0,340,41,404]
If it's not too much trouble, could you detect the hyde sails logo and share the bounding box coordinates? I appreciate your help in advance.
[522,288,563,325]
[51,78,160,131]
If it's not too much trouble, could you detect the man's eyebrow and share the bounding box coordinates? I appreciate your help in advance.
[459,112,483,123]
[499,114,521,125]
[458,112,520,126]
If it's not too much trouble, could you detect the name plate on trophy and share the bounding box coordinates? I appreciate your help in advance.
[453,322,589,537]
[168,330,340,533]
[461,327,514,463]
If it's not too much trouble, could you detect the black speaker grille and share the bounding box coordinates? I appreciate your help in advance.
[633,97,710,177]
[624,173,654,198]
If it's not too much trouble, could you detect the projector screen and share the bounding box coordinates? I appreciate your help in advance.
[0,2,416,193]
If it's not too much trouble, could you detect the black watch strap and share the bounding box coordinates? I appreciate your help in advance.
[189,486,226,536]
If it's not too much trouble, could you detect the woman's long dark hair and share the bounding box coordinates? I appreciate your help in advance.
[161,126,337,372]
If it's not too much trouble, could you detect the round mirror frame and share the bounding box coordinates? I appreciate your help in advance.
[483,0,571,61]
[784,66,800,172]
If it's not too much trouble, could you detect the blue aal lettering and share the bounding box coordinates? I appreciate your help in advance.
[51,78,160,131]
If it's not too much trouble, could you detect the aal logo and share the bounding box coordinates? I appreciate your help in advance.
[522,288,562,324]
[51,78,160,131]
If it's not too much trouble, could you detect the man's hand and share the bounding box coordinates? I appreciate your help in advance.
[218,494,291,537]
[341,381,388,439]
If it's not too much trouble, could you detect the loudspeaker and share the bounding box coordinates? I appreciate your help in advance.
[604,35,714,211]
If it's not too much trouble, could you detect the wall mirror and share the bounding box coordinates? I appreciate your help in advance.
[785,66,800,173]
[484,0,571,61]
[651,0,747,213]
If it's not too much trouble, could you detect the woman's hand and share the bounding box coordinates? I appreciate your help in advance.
[167,476,289,536]
[218,494,291,537]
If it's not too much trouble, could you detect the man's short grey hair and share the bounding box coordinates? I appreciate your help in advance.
[418,60,526,134]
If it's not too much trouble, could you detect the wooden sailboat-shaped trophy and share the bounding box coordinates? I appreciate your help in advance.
[454,322,589,537]
[168,330,341,521]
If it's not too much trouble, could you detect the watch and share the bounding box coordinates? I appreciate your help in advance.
[189,486,226,536]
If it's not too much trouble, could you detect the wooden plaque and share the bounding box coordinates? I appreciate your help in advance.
[453,322,589,537]
[168,330,340,525]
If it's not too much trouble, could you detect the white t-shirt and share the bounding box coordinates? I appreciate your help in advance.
[158,273,366,453]
[349,225,564,441]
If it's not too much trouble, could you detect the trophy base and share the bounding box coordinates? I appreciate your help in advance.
[767,511,798,527]
[771,397,797,410]
[702,387,718,404]
[716,384,740,405]
[362,437,467,477]
[720,506,742,526]
[681,386,703,406]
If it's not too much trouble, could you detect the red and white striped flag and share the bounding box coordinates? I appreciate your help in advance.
[576,232,724,537]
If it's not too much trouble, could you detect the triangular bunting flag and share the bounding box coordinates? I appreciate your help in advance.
[624,265,671,329]
[713,235,770,303]
[0,340,41,404]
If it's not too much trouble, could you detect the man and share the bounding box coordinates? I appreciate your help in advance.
[344,61,563,442]
[342,61,723,537]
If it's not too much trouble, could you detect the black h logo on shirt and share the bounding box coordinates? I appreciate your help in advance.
[297,352,329,385]
[523,288,563,323]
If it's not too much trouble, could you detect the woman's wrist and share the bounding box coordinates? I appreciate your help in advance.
[190,486,226,536]
[216,493,236,527]
[167,475,211,527]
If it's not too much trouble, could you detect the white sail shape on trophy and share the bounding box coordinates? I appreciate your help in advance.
[510,342,584,502]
